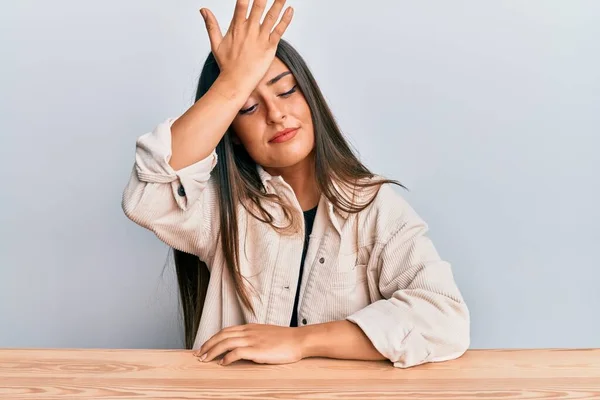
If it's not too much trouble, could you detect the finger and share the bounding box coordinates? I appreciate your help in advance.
[195,328,246,357]
[248,0,267,24]
[201,8,223,51]
[231,0,249,29]
[269,7,293,44]
[204,337,251,362]
[222,324,248,333]
[220,347,254,366]
[261,0,286,34]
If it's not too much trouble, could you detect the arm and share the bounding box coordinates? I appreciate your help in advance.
[345,192,470,368]
[196,321,387,366]
[169,76,254,170]
[296,240,469,368]
[299,320,387,361]
[123,0,295,257]
[170,1,294,170]
[122,119,221,260]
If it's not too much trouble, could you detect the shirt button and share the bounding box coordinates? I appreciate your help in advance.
[177,184,186,197]
[319,257,325,264]
[302,318,307,325]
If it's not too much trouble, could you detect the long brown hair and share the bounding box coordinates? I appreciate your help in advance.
[176,39,403,349]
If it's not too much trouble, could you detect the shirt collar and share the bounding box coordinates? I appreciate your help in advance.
[256,164,350,221]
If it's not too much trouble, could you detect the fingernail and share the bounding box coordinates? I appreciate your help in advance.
[200,9,206,19]
[218,359,223,365]
[199,353,207,361]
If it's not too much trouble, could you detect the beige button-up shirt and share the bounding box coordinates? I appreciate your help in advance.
[122,119,470,368]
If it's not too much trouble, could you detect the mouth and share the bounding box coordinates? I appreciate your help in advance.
[269,127,299,144]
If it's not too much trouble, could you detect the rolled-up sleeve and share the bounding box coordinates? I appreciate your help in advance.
[122,118,219,260]
[346,199,470,368]
[131,118,217,211]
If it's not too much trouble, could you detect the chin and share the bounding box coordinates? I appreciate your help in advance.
[261,146,314,169]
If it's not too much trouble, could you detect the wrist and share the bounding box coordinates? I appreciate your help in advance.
[213,73,256,101]
[296,324,326,359]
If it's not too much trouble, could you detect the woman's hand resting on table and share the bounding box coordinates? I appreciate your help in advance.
[193,321,386,366]
[194,324,306,366]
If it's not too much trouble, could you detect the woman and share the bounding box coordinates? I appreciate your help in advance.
[122,0,470,368]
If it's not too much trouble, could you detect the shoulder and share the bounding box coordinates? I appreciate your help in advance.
[355,178,427,244]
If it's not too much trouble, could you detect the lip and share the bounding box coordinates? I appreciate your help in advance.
[269,127,299,144]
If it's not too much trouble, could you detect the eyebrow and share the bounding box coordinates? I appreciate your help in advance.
[266,71,292,86]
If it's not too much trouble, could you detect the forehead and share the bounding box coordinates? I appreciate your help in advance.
[257,57,292,86]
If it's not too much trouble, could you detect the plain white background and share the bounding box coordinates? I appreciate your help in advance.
[1,0,598,349]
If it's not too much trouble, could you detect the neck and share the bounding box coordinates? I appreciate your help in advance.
[263,152,320,211]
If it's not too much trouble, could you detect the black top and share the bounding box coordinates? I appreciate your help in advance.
[289,205,318,327]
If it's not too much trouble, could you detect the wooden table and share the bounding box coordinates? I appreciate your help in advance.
[0,349,599,399]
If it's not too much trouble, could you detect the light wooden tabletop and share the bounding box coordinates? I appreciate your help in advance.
[0,348,599,399]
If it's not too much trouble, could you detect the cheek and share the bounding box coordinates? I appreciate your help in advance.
[293,97,312,124]
[295,99,314,141]
[232,119,263,148]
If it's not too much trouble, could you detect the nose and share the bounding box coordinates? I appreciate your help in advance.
[265,99,286,124]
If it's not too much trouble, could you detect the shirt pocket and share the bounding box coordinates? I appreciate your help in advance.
[324,246,372,320]
[336,242,373,272]
[331,262,368,290]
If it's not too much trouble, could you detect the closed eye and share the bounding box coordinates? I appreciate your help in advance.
[239,85,298,115]
[279,85,298,98]
[239,105,257,114]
